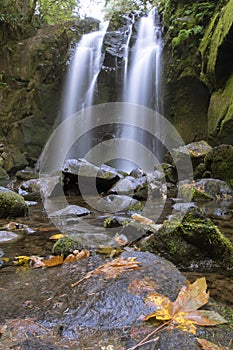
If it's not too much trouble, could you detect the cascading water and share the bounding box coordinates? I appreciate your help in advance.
[123,8,163,111]
[116,8,163,172]
[61,22,108,120]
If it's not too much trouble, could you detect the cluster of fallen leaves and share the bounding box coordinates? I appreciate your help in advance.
[14,249,90,269]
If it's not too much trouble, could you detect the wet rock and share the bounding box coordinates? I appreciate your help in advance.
[49,205,90,218]
[179,179,233,202]
[141,207,233,268]
[0,186,28,218]
[164,140,212,171]
[62,158,122,195]
[109,175,149,199]
[18,176,63,200]
[97,194,143,214]
[15,167,39,181]
[204,144,233,187]
[0,230,20,243]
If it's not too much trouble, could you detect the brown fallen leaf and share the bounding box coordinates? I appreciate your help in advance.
[71,257,141,287]
[144,277,227,334]
[196,338,230,350]
[42,255,64,267]
[131,213,155,225]
[114,232,128,246]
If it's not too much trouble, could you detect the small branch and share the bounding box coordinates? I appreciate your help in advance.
[127,320,171,350]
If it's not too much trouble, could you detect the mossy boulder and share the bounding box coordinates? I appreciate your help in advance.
[0,186,28,218]
[141,208,233,268]
[52,237,78,256]
[204,145,233,187]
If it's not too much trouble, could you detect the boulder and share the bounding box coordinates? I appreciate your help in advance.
[0,186,28,218]
[18,176,63,200]
[141,208,233,268]
[96,194,143,214]
[0,231,20,243]
[49,205,90,218]
[62,158,122,195]
[204,145,233,187]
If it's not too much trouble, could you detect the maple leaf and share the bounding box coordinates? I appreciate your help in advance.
[196,338,230,350]
[71,257,141,287]
[144,277,227,334]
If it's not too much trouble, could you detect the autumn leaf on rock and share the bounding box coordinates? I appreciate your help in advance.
[42,255,64,267]
[144,277,227,334]
[128,277,157,296]
[71,257,141,287]
[63,249,90,263]
[196,338,230,350]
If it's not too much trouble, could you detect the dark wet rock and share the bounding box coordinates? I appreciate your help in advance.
[155,163,178,183]
[0,230,20,243]
[204,144,233,187]
[129,167,144,178]
[18,176,63,200]
[0,250,232,349]
[164,140,212,177]
[96,194,143,214]
[109,175,149,199]
[15,167,39,181]
[0,186,28,218]
[49,205,90,218]
[180,179,233,202]
[62,158,122,195]
[141,207,233,268]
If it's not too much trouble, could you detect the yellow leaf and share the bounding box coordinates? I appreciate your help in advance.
[42,255,64,267]
[0,257,10,263]
[13,256,31,266]
[49,233,67,240]
[196,338,229,350]
[144,277,227,335]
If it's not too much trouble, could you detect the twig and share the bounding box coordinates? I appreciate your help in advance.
[127,320,171,350]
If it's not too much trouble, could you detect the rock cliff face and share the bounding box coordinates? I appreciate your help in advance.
[162,0,233,145]
[0,18,98,172]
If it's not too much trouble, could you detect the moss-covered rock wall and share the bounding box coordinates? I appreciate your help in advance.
[0,18,99,173]
[161,0,233,145]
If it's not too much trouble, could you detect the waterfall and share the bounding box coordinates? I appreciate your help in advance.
[123,8,163,111]
[61,22,109,120]
[115,8,163,172]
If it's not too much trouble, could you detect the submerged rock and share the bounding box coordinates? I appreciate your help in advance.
[97,194,143,214]
[0,231,20,243]
[49,205,90,218]
[0,186,28,218]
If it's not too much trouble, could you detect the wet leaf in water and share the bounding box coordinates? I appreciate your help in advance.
[144,277,227,334]
[49,233,67,240]
[97,246,123,257]
[196,338,230,350]
[131,213,155,225]
[13,256,31,267]
[71,257,141,287]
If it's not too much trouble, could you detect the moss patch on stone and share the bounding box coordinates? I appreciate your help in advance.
[52,237,78,256]
[0,188,28,218]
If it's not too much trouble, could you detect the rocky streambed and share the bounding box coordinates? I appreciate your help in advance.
[0,141,233,349]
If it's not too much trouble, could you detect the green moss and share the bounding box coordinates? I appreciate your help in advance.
[52,237,78,256]
[180,185,213,202]
[0,188,28,218]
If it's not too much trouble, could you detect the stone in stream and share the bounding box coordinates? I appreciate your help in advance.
[0,230,20,243]
[0,186,28,218]
[96,194,143,213]
[49,205,91,218]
